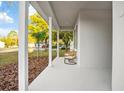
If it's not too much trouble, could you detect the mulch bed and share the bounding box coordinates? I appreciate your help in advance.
[0,56,48,91]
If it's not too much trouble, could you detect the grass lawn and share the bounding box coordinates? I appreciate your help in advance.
[0,52,18,66]
[0,49,66,67]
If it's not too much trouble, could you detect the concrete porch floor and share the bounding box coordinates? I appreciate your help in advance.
[29,57,112,91]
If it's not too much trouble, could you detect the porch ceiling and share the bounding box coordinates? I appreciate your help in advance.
[36,1,112,30]
[50,1,112,28]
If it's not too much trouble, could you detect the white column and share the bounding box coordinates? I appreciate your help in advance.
[73,30,74,47]
[18,1,29,91]
[73,30,75,49]
[77,15,80,66]
[49,17,52,67]
[112,1,124,91]
[57,30,59,61]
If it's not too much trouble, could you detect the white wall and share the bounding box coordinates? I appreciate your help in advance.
[112,1,124,91]
[79,9,112,68]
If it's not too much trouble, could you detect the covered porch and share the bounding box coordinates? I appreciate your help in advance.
[19,1,112,91]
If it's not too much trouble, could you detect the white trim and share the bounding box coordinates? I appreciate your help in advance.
[18,1,29,91]
[49,17,52,67]
[77,13,81,66]
[112,1,114,90]
[30,1,48,23]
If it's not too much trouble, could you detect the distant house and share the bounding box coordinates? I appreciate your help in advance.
[0,41,5,48]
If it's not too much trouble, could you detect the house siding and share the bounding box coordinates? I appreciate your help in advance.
[78,9,112,69]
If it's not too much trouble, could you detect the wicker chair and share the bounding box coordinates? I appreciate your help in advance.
[64,50,77,65]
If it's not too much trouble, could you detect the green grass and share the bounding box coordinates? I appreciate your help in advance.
[0,49,65,67]
[59,49,66,57]
[0,52,18,66]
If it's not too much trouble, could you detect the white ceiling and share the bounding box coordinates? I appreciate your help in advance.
[50,1,112,28]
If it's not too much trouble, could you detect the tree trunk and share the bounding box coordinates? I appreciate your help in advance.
[45,39,48,51]
[65,41,69,52]
[37,42,40,61]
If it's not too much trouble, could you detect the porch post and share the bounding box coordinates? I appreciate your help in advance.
[73,30,75,48]
[57,30,59,61]
[77,15,80,66]
[18,1,29,91]
[49,17,52,67]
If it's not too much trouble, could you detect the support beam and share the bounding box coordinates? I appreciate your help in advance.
[57,30,59,61]
[18,1,29,91]
[49,17,52,67]
[73,30,75,48]
[112,1,124,90]
[77,14,80,66]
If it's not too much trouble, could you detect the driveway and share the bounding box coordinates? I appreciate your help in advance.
[0,48,18,53]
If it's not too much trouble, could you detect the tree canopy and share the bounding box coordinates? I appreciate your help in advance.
[28,13,48,44]
[0,30,18,47]
[7,30,17,38]
[59,31,73,50]
[28,13,48,33]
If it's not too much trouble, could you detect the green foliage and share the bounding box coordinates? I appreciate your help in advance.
[52,31,57,47]
[7,30,17,38]
[28,13,48,33]
[32,31,46,43]
[0,31,18,48]
[59,31,73,51]
[28,13,49,59]
[1,37,15,48]
[52,31,57,42]
[28,13,48,45]
[28,34,36,43]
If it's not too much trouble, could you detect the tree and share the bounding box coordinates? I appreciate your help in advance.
[28,13,48,59]
[59,31,73,51]
[28,34,36,43]
[0,31,18,48]
[7,30,18,46]
[7,30,17,38]
[32,31,46,59]
[0,37,14,48]
[52,31,57,47]
[28,13,48,34]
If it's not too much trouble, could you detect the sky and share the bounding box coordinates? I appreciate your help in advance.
[0,1,37,37]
